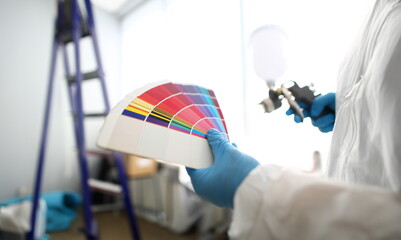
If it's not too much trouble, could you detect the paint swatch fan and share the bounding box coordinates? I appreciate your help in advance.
[97,81,228,169]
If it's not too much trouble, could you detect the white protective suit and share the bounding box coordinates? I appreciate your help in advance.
[229,0,401,239]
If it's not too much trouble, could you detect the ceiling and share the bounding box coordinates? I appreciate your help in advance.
[91,0,147,17]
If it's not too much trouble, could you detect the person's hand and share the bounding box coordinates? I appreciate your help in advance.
[286,93,336,133]
[186,129,260,208]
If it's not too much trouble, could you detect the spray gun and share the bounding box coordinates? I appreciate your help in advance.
[260,81,320,121]
[251,25,331,121]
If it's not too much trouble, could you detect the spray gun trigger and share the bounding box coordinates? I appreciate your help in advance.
[281,86,304,121]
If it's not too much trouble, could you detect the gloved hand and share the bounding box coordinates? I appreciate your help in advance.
[186,129,260,208]
[286,92,336,133]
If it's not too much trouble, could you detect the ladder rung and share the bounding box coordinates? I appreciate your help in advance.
[60,32,91,44]
[67,70,99,83]
[86,150,114,158]
[88,179,122,195]
[72,112,107,118]
[85,113,107,118]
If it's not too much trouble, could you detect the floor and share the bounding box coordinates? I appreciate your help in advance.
[50,210,199,240]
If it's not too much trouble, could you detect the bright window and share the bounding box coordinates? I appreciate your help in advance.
[121,0,244,140]
[121,0,375,171]
[241,0,375,170]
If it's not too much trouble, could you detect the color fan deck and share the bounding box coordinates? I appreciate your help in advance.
[97,81,228,169]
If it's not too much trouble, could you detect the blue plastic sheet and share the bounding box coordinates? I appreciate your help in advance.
[41,192,82,232]
[0,191,82,232]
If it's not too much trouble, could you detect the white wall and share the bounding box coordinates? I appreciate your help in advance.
[0,0,121,201]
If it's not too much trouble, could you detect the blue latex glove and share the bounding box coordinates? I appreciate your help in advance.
[286,92,336,133]
[186,129,260,208]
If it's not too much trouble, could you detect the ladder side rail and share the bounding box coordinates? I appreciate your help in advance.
[83,1,142,239]
[71,0,98,239]
[27,37,60,240]
[61,44,83,169]
[61,45,78,120]
[83,0,110,112]
[114,153,142,240]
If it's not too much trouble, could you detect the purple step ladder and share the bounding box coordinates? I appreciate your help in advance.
[27,0,141,239]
